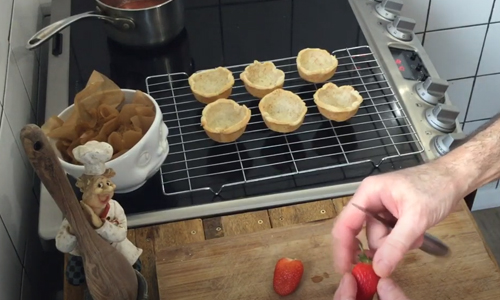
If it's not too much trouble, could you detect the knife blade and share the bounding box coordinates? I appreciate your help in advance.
[351,202,450,257]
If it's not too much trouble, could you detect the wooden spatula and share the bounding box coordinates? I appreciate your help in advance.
[20,124,138,300]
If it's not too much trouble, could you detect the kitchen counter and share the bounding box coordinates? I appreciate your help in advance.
[63,196,500,300]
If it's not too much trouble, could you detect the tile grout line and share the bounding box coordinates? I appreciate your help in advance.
[0,0,15,123]
[421,0,432,45]
[0,117,38,268]
[2,2,39,297]
[0,211,26,273]
[447,70,500,82]
[7,0,14,42]
[424,21,500,34]
[426,22,489,33]
[10,49,38,119]
[462,0,497,125]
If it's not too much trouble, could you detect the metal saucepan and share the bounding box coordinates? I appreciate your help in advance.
[27,0,185,50]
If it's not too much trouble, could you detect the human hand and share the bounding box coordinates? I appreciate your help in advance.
[331,161,465,278]
[80,201,103,228]
[333,273,410,300]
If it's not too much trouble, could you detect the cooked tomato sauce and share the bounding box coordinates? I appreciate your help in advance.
[118,0,166,9]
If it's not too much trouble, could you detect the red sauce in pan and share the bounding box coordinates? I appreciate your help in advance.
[118,0,167,9]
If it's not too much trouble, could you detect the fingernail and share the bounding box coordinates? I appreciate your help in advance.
[374,258,394,277]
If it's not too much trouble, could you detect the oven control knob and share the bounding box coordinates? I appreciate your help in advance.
[375,0,403,21]
[432,132,467,156]
[415,77,449,105]
[425,104,460,133]
[387,16,415,41]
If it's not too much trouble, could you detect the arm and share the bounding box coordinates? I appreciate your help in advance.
[331,114,500,278]
[437,114,500,197]
[95,202,127,243]
[55,219,77,253]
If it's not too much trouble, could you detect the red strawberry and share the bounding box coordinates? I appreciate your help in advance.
[273,257,304,296]
[352,246,380,300]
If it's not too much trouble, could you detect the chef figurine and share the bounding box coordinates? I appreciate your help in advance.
[55,141,143,287]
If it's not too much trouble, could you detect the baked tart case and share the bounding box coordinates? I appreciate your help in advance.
[313,82,363,122]
[296,48,338,83]
[188,67,235,104]
[239,60,285,98]
[258,89,307,133]
[201,98,251,143]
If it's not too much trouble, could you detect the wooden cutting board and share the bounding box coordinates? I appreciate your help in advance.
[156,208,500,299]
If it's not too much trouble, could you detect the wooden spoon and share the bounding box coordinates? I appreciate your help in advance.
[20,124,138,300]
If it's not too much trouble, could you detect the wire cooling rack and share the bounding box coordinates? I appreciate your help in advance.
[146,46,424,196]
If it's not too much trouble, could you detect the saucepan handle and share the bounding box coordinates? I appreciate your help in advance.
[26,11,135,50]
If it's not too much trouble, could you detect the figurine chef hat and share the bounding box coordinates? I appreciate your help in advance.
[72,141,114,176]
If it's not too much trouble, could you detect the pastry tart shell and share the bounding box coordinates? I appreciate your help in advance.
[201,98,251,143]
[297,48,338,83]
[258,89,307,133]
[313,82,363,122]
[189,67,235,104]
[240,60,285,99]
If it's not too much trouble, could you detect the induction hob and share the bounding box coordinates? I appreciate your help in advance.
[39,0,458,240]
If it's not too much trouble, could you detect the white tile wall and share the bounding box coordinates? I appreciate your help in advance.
[427,0,494,31]
[462,119,489,135]
[4,51,36,178]
[472,184,500,211]
[491,1,500,23]
[446,78,474,123]
[424,25,487,80]
[411,0,500,209]
[10,0,40,104]
[401,0,429,33]
[0,210,23,300]
[467,74,500,120]
[0,113,34,258]
[478,23,500,75]
[415,33,423,44]
[0,41,8,107]
[0,0,46,298]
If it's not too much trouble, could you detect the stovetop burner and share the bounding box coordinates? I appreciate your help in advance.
[39,0,429,239]
[65,0,423,216]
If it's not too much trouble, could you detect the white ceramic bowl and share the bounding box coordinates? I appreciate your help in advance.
[50,89,169,193]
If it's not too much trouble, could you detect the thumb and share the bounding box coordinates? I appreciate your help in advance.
[333,273,357,300]
[377,278,410,300]
[372,214,425,277]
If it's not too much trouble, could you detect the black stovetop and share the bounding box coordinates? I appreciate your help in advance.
[66,0,422,216]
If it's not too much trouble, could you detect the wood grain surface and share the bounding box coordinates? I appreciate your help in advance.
[21,124,138,300]
[64,197,500,300]
[155,200,500,300]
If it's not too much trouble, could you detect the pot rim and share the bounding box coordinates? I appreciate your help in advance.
[96,0,175,11]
